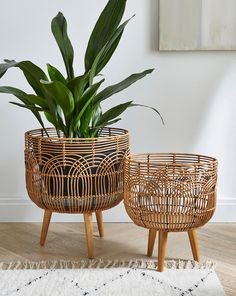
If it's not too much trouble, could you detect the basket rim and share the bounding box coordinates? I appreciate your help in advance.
[125,152,218,167]
[25,127,129,142]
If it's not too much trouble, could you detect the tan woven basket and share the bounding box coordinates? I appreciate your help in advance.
[124,153,218,232]
[25,127,130,213]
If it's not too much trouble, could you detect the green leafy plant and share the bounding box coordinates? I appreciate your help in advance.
[0,0,163,138]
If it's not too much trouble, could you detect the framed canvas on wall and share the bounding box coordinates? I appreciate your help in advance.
[159,0,236,51]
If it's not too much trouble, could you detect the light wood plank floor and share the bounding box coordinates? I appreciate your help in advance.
[0,222,235,295]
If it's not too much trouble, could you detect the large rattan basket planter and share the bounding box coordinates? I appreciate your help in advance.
[124,153,218,271]
[25,127,130,258]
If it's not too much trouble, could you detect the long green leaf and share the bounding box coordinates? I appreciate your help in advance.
[0,63,64,135]
[0,60,17,78]
[0,86,48,134]
[44,111,56,126]
[0,85,48,109]
[47,64,67,84]
[40,86,59,130]
[95,69,154,105]
[9,101,44,111]
[91,104,102,127]
[75,81,105,137]
[89,16,133,83]
[51,12,74,80]
[96,15,134,75]
[89,46,106,85]
[130,103,164,125]
[96,101,132,126]
[0,60,48,97]
[76,79,104,113]
[40,80,74,120]
[17,61,48,96]
[85,0,127,71]
[72,79,105,134]
[0,86,27,100]
[22,94,48,109]
[67,74,89,104]
[91,118,121,137]
[70,97,94,134]
[96,118,121,129]
[56,107,67,134]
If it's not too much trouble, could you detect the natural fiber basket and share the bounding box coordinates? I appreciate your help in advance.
[124,153,218,232]
[25,127,130,213]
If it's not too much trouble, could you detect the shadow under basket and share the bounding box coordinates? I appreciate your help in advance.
[24,127,130,258]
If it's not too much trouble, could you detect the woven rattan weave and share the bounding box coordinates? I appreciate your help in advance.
[124,153,217,271]
[25,127,130,258]
[124,153,217,231]
[25,127,129,213]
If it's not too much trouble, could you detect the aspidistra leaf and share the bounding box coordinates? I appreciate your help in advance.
[85,0,127,71]
[96,101,132,126]
[44,111,56,126]
[22,94,48,109]
[51,12,74,80]
[89,46,106,85]
[0,86,27,101]
[0,86,48,134]
[0,60,48,97]
[76,79,104,113]
[67,74,89,104]
[95,69,154,105]
[96,15,134,75]
[0,60,18,78]
[130,103,164,125]
[16,61,48,96]
[91,104,102,127]
[72,79,105,132]
[40,80,74,120]
[91,117,121,138]
[9,101,44,111]
[89,16,133,83]
[47,64,67,85]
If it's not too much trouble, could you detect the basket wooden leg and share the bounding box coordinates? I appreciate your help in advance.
[147,229,157,257]
[95,211,104,238]
[84,213,94,259]
[40,210,52,246]
[158,231,168,272]
[188,229,200,262]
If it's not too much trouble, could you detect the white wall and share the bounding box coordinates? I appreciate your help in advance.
[0,0,235,222]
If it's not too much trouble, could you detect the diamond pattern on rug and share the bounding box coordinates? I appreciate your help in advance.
[0,268,225,296]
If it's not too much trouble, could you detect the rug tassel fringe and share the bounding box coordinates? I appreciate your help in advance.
[0,259,215,270]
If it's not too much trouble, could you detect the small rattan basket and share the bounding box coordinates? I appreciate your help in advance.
[124,153,218,271]
[124,153,218,232]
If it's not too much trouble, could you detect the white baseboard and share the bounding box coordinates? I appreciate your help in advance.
[0,196,235,222]
[0,196,131,223]
[212,198,236,222]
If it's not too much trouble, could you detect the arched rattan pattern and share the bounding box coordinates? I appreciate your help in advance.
[124,153,218,232]
[25,127,130,213]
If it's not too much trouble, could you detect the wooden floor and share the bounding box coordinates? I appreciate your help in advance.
[0,222,235,295]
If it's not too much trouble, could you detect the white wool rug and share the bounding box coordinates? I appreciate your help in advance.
[0,260,225,296]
